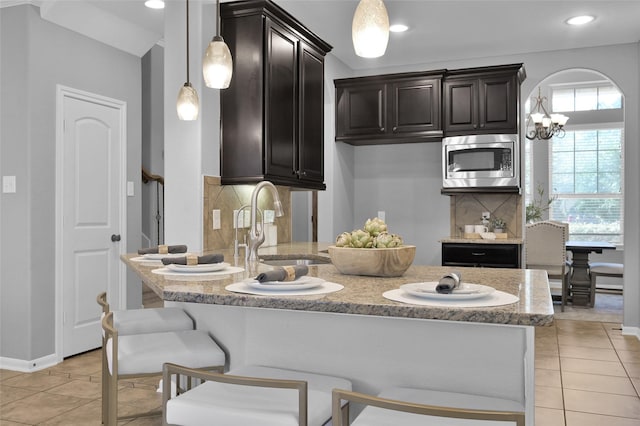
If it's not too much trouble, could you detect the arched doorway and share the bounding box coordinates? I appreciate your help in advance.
[524,69,625,319]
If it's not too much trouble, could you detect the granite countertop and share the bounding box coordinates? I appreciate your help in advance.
[123,242,553,326]
[440,238,524,244]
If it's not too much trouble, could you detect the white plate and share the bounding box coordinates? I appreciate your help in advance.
[142,252,187,260]
[400,282,495,300]
[165,262,230,273]
[244,276,324,291]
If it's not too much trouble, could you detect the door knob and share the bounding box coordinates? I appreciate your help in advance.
[111,234,121,242]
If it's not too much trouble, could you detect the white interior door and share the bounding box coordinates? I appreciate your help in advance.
[61,90,125,357]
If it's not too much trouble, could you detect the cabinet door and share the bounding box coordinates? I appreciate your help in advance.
[479,75,517,132]
[298,43,325,183]
[390,78,441,136]
[443,79,479,133]
[265,20,298,180]
[335,83,386,137]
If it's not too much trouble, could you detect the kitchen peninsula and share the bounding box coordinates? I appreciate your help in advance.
[122,242,553,423]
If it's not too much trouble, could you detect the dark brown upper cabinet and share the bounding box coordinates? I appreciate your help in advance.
[220,0,332,190]
[443,64,525,136]
[334,71,444,145]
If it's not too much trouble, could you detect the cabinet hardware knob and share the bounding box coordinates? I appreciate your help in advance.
[392,126,397,132]
[471,252,485,256]
[111,234,121,242]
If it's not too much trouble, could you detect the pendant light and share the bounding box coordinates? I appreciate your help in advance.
[352,0,390,58]
[176,0,199,121]
[202,0,233,89]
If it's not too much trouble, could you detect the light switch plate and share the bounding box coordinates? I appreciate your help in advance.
[127,181,135,197]
[264,209,275,223]
[377,211,385,222]
[2,176,16,193]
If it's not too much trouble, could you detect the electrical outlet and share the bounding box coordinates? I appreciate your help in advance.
[264,209,275,223]
[482,212,490,220]
[212,209,221,230]
[233,210,239,228]
[244,210,251,228]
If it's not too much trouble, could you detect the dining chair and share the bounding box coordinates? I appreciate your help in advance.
[525,221,570,311]
[588,262,624,307]
[162,362,352,426]
[101,312,226,426]
[332,387,525,426]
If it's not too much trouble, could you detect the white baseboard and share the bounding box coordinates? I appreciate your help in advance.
[0,353,59,372]
[622,326,640,340]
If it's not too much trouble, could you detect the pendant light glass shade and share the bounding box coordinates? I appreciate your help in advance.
[202,36,233,88]
[352,0,390,58]
[177,83,199,120]
[177,0,199,120]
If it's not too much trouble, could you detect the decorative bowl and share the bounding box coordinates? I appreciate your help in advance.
[328,245,416,277]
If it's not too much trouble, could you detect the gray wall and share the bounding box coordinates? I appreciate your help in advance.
[0,4,142,361]
[322,43,640,330]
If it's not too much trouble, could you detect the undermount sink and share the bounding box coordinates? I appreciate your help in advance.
[260,257,331,267]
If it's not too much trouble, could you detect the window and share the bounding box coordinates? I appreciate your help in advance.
[552,85,622,112]
[547,82,623,244]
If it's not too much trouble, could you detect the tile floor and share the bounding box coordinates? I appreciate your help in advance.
[1,319,639,425]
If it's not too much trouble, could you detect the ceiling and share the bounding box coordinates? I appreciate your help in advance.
[12,0,640,70]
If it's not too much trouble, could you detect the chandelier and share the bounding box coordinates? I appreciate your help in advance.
[525,88,569,140]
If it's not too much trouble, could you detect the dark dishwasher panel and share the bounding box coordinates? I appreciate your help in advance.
[442,243,520,268]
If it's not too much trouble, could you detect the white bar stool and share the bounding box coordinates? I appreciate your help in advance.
[97,292,194,335]
[332,387,525,426]
[163,363,352,426]
[102,312,226,426]
[589,262,624,307]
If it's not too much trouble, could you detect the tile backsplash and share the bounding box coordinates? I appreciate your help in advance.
[203,176,291,251]
[450,193,523,238]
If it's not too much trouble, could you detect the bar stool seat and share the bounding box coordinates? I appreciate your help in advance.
[333,387,525,426]
[589,262,624,307]
[164,363,352,426]
[102,312,226,426]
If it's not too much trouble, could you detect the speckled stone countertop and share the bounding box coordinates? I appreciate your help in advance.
[440,238,524,244]
[123,242,553,326]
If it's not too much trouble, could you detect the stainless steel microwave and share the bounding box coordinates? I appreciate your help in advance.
[442,134,520,193]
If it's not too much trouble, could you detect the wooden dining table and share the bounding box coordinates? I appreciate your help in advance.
[566,240,617,306]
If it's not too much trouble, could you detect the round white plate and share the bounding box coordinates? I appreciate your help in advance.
[165,262,230,273]
[244,276,324,291]
[400,282,495,300]
[142,252,187,260]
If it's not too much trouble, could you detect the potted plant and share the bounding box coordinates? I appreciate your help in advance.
[526,184,557,223]
[491,217,507,233]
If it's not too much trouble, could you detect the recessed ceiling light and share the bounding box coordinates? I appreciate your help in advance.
[145,0,165,9]
[390,24,409,33]
[566,15,595,26]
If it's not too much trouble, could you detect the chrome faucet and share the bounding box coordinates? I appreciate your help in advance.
[234,205,250,261]
[247,181,284,262]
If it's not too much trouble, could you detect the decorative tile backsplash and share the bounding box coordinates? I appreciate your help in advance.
[203,176,291,251]
[450,193,523,238]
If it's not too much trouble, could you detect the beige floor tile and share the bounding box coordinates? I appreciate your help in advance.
[566,410,640,426]
[618,350,640,363]
[0,391,93,424]
[536,385,564,409]
[631,378,640,396]
[39,398,102,425]
[535,326,558,338]
[0,384,38,406]
[46,378,103,399]
[623,362,640,379]
[559,345,619,362]
[611,336,640,352]
[1,371,73,391]
[536,368,562,388]
[536,355,561,370]
[0,420,32,426]
[0,370,23,383]
[118,386,163,412]
[557,328,609,338]
[536,340,560,355]
[555,320,605,332]
[124,414,163,425]
[561,371,637,396]
[563,389,640,419]
[557,334,613,349]
[535,407,565,426]
[560,357,627,377]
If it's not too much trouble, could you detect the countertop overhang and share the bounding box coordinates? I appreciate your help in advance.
[123,242,553,326]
